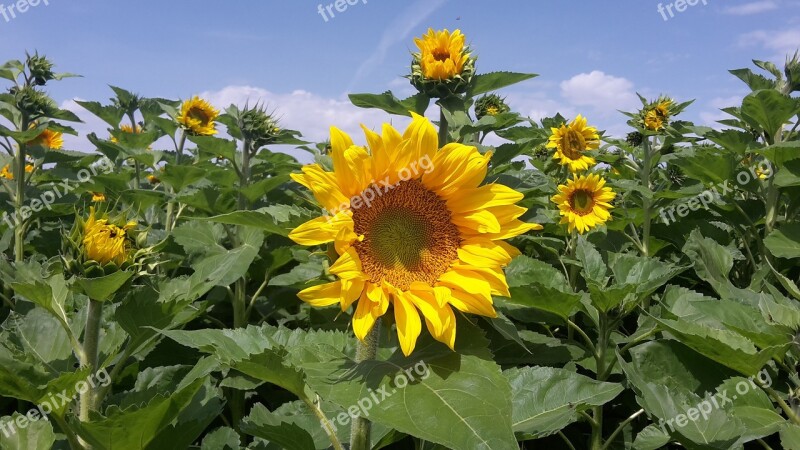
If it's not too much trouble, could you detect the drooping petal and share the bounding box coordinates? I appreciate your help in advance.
[394,292,422,356]
[297,282,342,307]
[289,211,354,247]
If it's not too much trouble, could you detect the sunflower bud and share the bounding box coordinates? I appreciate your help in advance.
[26,53,55,86]
[626,131,643,147]
[785,52,800,93]
[475,94,510,119]
[637,96,676,132]
[240,105,281,149]
[63,207,140,278]
[14,86,56,120]
[410,28,476,98]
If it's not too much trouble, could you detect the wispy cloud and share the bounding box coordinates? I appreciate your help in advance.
[739,28,800,60]
[723,1,778,15]
[347,0,448,93]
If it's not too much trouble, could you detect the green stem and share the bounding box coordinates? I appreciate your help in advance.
[350,321,381,450]
[438,107,449,148]
[165,132,188,232]
[50,413,83,450]
[14,118,29,263]
[600,409,645,450]
[304,395,345,450]
[641,137,653,258]
[590,314,609,450]
[80,300,103,422]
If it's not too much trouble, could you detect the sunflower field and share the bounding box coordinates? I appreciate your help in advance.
[1,27,800,450]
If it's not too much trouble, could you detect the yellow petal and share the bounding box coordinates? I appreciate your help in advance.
[402,112,438,164]
[458,238,515,267]
[422,144,491,197]
[447,288,497,318]
[452,209,501,234]
[292,164,349,212]
[394,292,422,356]
[289,211,354,246]
[353,291,380,341]
[446,184,524,214]
[297,282,341,307]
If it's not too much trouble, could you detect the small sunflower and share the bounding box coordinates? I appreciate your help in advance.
[0,163,34,180]
[30,128,64,150]
[110,124,143,143]
[290,114,542,356]
[640,97,675,132]
[547,115,600,173]
[91,192,106,202]
[82,207,136,266]
[177,96,219,136]
[551,174,616,234]
[414,28,469,80]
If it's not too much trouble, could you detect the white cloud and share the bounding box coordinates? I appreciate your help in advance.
[723,1,778,15]
[739,28,800,59]
[559,71,639,118]
[699,95,744,127]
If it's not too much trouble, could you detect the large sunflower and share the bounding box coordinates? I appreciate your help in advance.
[551,174,616,234]
[177,96,219,136]
[547,115,600,172]
[414,28,469,81]
[290,114,541,356]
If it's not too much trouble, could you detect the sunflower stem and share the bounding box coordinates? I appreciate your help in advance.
[590,313,609,450]
[350,321,381,450]
[165,132,188,233]
[640,137,653,258]
[438,107,449,147]
[80,299,103,423]
[14,116,29,264]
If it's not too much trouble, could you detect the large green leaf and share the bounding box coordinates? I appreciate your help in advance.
[302,324,518,450]
[764,224,800,259]
[241,404,316,450]
[348,91,430,116]
[188,205,315,237]
[466,72,537,97]
[75,377,206,450]
[740,89,799,138]
[506,366,623,439]
[0,412,57,450]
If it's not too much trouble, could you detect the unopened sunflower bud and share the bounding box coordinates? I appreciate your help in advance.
[475,94,510,119]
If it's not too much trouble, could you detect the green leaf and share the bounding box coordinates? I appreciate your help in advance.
[633,425,671,450]
[160,164,208,192]
[467,72,537,97]
[188,205,315,237]
[76,377,206,450]
[0,412,57,450]
[781,424,800,450]
[348,91,430,117]
[764,224,800,259]
[303,323,518,450]
[241,404,316,450]
[201,427,241,450]
[74,100,125,128]
[505,286,583,319]
[740,89,799,138]
[11,274,73,339]
[576,237,607,285]
[74,270,134,302]
[506,366,623,439]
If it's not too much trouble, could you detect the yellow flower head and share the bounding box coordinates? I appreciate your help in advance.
[551,174,616,234]
[91,192,106,202]
[30,128,64,150]
[147,174,160,184]
[82,207,136,266]
[641,97,674,131]
[0,163,34,180]
[644,109,664,131]
[289,114,542,356]
[547,115,600,173]
[414,28,470,81]
[177,96,219,136]
[110,124,143,143]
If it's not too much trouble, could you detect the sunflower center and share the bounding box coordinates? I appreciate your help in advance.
[569,189,596,216]
[562,129,586,160]
[432,49,450,62]
[352,179,460,290]
[188,107,210,125]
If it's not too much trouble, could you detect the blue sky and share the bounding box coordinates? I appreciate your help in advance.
[1,0,799,150]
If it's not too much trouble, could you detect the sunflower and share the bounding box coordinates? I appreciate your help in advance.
[110,124,143,143]
[547,115,600,172]
[644,109,664,131]
[30,128,64,150]
[641,97,674,131]
[414,28,470,81]
[82,207,136,266]
[0,163,34,180]
[177,96,219,136]
[289,114,542,356]
[91,192,106,202]
[551,174,616,234]
[147,174,160,184]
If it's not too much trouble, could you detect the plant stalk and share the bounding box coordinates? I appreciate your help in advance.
[80,299,103,422]
[350,321,381,450]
